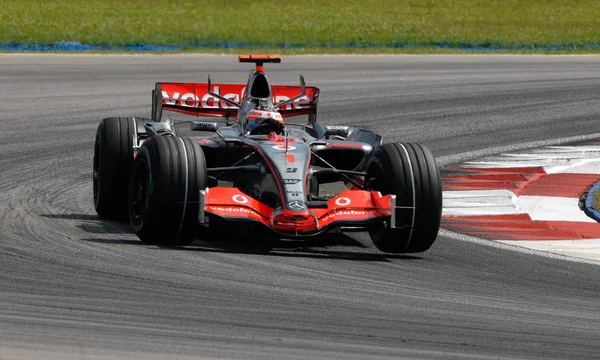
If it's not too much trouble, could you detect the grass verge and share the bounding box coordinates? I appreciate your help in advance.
[1,0,600,52]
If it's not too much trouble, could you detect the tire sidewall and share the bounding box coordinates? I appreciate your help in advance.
[366,143,441,253]
[93,117,134,220]
[128,135,207,246]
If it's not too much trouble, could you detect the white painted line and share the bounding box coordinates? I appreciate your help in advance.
[517,196,595,223]
[459,144,600,172]
[499,239,600,261]
[546,159,600,174]
[439,134,600,265]
[443,189,520,216]
[437,132,600,167]
[439,229,600,266]
[443,206,523,217]
[443,189,515,199]
[444,198,515,208]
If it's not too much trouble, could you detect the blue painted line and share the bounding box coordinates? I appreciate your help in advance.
[583,181,600,222]
[0,41,182,52]
[2,41,600,52]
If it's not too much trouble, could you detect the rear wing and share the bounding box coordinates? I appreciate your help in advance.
[152,82,320,121]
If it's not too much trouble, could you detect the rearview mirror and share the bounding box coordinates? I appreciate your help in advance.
[206,73,242,108]
[274,74,307,110]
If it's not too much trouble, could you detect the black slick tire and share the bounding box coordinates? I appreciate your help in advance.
[366,143,442,253]
[93,117,136,220]
[128,135,207,246]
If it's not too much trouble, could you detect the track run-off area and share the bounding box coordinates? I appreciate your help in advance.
[1,54,599,359]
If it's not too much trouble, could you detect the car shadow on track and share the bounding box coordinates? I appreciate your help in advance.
[82,238,144,246]
[176,233,421,262]
[45,213,421,262]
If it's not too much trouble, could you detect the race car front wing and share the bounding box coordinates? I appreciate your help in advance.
[198,187,400,236]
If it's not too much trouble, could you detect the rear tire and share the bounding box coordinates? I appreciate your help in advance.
[366,143,442,253]
[128,135,207,246]
[93,117,136,220]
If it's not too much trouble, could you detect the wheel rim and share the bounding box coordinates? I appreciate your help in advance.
[131,160,150,219]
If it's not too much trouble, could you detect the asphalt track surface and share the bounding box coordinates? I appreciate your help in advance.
[1,55,599,359]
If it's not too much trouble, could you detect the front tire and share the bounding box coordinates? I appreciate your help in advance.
[128,135,207,246]
[366,143,442,253]
[93,117,136,220]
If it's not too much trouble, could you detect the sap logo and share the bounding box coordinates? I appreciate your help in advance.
[284,179,301,185]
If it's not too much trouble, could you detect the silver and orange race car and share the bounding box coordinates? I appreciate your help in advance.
[93,55,442,253]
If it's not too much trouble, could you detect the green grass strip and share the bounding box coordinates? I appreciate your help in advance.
[2,0,600,51]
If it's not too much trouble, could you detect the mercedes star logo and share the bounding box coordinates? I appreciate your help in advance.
[288,200,306,210]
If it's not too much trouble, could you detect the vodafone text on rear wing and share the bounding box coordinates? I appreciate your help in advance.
[151,82,320,122]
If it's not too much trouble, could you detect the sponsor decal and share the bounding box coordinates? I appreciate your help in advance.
[321,210,376,222]
[162,87,241,109]
[275,95,310,110]
[288,200,306,210]
[191,121,218,131]
[286,167,298,173]
[162,88,311,110]
[287,190,302,197]
[284,179,301,185]
[232,194,249,204]
[326,143,364,149]
[208,206,260,217]
[334,197,351,206]
[325,126,349,135]
[273,144,296,151]
[247,109,283,121]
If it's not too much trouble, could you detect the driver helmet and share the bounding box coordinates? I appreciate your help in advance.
[245,107,284,134]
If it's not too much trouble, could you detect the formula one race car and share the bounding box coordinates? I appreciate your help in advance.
[93,55,442,253]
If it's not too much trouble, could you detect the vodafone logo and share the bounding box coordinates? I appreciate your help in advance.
[160,86,312,111]
[321,210,376,222]
[161,88,240,109]
[232,195,248,204]
[334,197,351,206]
[273,145,296,151]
